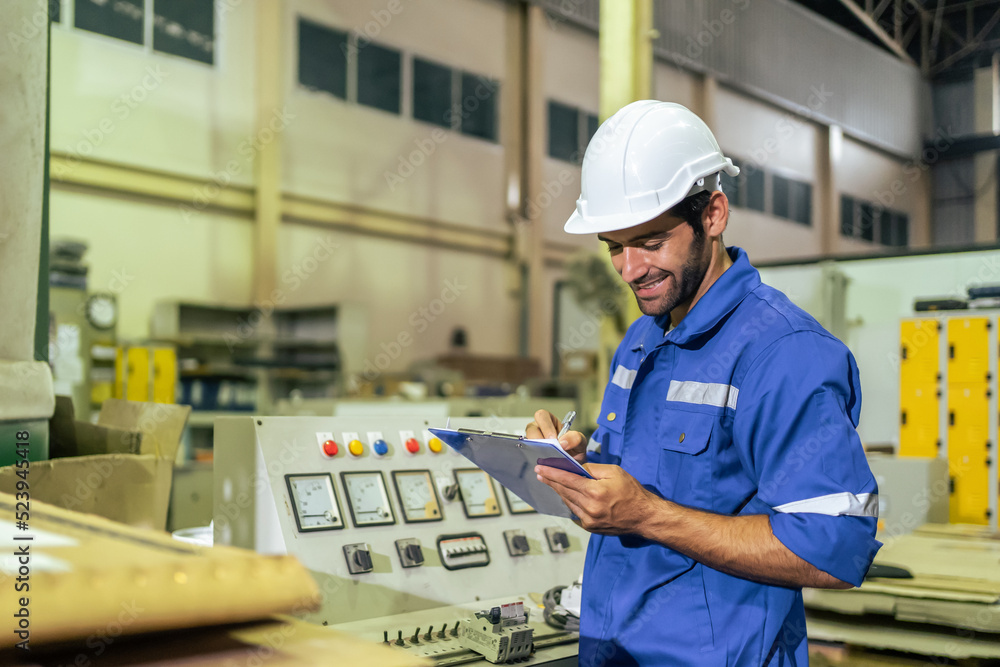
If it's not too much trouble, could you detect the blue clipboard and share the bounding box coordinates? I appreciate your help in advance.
[428,427,593,519]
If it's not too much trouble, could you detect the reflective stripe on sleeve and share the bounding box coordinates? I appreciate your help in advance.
[773,492,878,517]
[666,380,739,410]
[612,365,637,389]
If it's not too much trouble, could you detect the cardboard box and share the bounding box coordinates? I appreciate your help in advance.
[0,397,190,530]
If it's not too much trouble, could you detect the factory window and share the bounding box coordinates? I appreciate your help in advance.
[75,0,144,45]
[840,195,909,247]
[858,202,876,242]
[298,19,348,99]
[460,73,498,141]
[548,101,597,163]
[840,195,856,237]
[152,0,214,65]
[549,101,581,163]
[50,0,61,22]
[358,42,402,115]
[721,158,743,207]
[745,165,765,212]
[413,58,453,129]
[772,174,812,226]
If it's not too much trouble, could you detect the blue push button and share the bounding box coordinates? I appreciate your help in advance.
[373,439,389,456]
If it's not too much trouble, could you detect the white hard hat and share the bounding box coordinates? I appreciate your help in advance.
[564,100,740,235]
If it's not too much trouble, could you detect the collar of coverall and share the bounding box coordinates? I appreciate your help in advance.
[629,246,761,352]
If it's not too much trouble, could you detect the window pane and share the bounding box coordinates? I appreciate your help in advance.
[75,0,144,45]
[878,208,893,245]
[460,73,498,141]
[413,58,452,128]
[358,43,401,114]
[50,0,61,23]
[548,101,580,163]
[721,158,742,208]
[298,19,347,99]
[893,212,909,247]
[745,165,765,212]
[791,180,812,226]
[858,202,875,242]
[840,195,855,237]
[586,113,599,145]
[153,0,214,65]
[773,174,790,220]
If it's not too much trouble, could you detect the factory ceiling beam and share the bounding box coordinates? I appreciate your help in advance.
[835,0,918,64]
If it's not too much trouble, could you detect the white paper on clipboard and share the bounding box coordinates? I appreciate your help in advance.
[428,427,593,519]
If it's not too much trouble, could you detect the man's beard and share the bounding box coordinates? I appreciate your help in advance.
[631,233,709,317]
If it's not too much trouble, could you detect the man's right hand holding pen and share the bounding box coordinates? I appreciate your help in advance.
[525,409,588,464]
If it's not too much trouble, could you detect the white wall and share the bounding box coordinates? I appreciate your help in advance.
[760,249,1000,446]
[49,190,254,339]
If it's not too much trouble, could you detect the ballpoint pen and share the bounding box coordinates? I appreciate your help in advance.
[557,410,577,438]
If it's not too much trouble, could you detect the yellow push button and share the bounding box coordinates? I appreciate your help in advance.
[607,412,617,422]
[428,438,443,454]
[348,439,364,457]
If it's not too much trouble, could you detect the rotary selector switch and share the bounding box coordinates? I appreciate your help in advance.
[544,527,570,553]
[503,529,531,557]
[344,543,374,574]
[395,538,425,568]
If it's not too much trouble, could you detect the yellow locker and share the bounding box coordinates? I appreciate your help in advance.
[900,319,940,386]
[947,381,991,525]
[125,347,150,402]
[114,347,125,399]
[947,317,990,384]
[949,453,990,524]
[898,384,939,458]
[152,347,177,404]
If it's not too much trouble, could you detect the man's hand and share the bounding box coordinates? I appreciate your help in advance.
[535,462,657,536]
[525,409,587,463]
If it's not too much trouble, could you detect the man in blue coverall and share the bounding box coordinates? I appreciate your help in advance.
[527,101,881,666]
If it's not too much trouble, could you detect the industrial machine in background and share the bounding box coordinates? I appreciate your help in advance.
[213,416,586,665]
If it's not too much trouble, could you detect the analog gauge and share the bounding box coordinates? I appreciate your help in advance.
[284,474,344,532]
[85,293,118,330]
[503,486,536,514]
[454,469,502,518]
[341,471,396,527]
[392,470,443,523]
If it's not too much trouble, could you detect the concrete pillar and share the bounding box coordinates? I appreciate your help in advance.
[253,0,283,303]
[973,61,999,243]
[816,125,839,255]
[599,0,654,121]
[0,0,55,447]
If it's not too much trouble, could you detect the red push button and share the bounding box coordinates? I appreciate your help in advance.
[405,438,420,454]
[322,440,338,457]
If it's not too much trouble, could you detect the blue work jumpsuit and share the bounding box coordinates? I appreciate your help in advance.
[579,247,881,666]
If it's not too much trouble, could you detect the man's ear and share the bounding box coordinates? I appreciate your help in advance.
[703,191,729,238]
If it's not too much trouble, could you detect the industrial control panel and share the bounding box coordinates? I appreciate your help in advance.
[213,415,588,645]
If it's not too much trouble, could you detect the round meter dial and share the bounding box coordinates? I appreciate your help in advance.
[392,470,443,523]
[341,471,396,527]
[454,469,502,518]
[284,474,344,532]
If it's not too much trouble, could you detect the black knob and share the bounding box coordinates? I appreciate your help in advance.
[354,549,373,571]
[554,531,570,549]
[512,535,529,552]
[394,630,406,647]
[410,627,420,644]
[405,544,424,564]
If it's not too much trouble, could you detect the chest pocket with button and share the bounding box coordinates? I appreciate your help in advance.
[656,407,715,507]
[595,385,630,465]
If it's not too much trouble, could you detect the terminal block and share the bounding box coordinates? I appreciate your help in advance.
[459,601,533,664]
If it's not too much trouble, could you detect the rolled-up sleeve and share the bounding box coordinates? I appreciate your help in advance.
[733,331,882,587]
